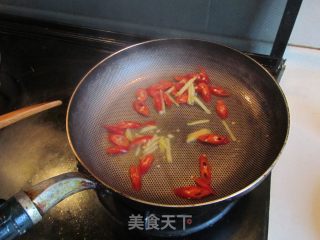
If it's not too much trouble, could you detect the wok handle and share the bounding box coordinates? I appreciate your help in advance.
[0,100,62,129]
[0,193,41,240]
[0,172,96,240]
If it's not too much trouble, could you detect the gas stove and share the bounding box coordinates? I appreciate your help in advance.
[0,15,285,240]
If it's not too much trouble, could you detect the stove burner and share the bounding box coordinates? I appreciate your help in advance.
[78,164,236,237]
[97,188,236,238]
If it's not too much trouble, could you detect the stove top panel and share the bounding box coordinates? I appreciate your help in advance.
[0,19,275,240]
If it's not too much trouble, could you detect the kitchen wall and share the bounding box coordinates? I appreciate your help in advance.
[1,1,317,51]
[0,0,287,55]
[288,0,320,49]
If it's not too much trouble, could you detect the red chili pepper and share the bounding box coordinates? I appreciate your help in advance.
[116,121,142,129]
[143,120,157,126]
[147,84,161,97]
[174,75,184,81]
[210,85,230,97]
[130,135,153,147]
[215,100,228,119]
[103,125,125,135]
[138,154,154,175]
[175,80,187,91]
[152,92,163,113]
[198,154,212,182]
[129,165,142,191]
[170,86,178,95]
[196,67,210,84]
[196,83,211,103]
[174,73,197,82]
[194,177,214,193]
[106,145,129,154]
[159,80,174,90]
[198,134,229,145]
[174,186,212,199]
[136,88,148,101]
[175,92,188,104]
[163,93,173,107]
[147,81,173,97]
[133,100,150,117]
[108,134,130,147]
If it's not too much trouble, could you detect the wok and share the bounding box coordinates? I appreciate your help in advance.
[0,39,289,239]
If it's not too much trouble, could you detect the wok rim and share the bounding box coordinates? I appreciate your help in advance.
[66,38,290,208]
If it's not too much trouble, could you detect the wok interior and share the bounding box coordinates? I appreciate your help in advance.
[67,40,288,206]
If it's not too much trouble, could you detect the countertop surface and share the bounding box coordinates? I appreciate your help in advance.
[269,46,320,240]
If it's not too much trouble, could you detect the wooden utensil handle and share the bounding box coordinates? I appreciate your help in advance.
[0,100,62,129]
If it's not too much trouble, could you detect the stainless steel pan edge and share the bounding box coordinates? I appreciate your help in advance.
[65,39,290,208]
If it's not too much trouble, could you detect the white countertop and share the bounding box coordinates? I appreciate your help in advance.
[269,46,320,240]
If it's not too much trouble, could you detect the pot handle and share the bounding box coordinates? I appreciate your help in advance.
[0,172,96,240]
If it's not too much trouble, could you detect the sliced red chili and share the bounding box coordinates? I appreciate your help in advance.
[103,125,125,135]
[196,67,210,84]
[163,93,173,107]
[174,75,184,81]
[138,154,155,175]
[143,120,157,126]
[174,185,212,199]
[116,121,142,129]
[136,88,148,101]
[194,177,214,193]
[133,100,150,117]
[175,92,188,104]
[198,154,212,182]
[159,80,174,90]
[196,83,211,102]
[108,134,130,147]
[152,92,163,113]
[130,135,153,147]
[170,86,178,95]
[215,100,228,119]
[129,165,142,191]
[174,73,197,82]
[210,85,230,97]
[175,80,187,91]
[198,134,229,145]
[147,84,161,97]
[106,145,128,154]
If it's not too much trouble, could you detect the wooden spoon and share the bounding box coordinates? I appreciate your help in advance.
[0,100,62,129]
